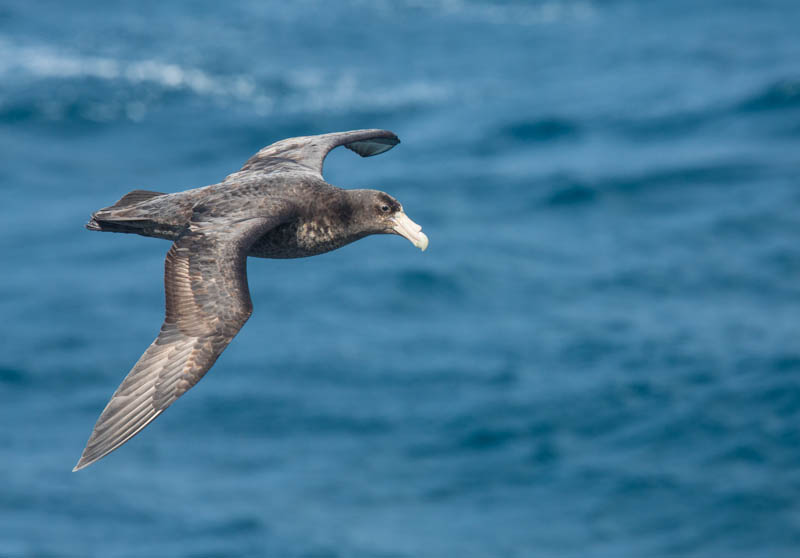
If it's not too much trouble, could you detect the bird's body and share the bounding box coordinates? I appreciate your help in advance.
[74,129,427,471]
[91,175,371,258]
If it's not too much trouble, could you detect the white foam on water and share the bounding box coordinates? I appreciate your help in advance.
[380,0,596,26]
[287,70,452,113]
[0,38,259,101]
[0,37,451,121]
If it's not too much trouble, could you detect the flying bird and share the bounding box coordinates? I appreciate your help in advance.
[74,129,427,471]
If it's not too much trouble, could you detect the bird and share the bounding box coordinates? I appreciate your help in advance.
[73,129,428,471]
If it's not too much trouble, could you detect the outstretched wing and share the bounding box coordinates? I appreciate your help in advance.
[73,210,288,471]
[233,129,400,178]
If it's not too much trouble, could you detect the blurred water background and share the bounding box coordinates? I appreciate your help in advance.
[2,1,800,556]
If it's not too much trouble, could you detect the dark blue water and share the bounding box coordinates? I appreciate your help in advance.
[3,1,800,556]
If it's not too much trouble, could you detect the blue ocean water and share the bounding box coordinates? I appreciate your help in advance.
[2,0,800,555]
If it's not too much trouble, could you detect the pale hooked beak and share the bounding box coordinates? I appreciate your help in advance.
[391,211,429,251]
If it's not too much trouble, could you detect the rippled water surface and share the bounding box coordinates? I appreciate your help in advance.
[2,1,800,556]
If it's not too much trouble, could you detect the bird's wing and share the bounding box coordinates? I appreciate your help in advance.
[73,209,289,471]
[233,129,400,179]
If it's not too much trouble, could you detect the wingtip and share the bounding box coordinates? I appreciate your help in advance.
[346,136,401,158]
[72,455,90,472]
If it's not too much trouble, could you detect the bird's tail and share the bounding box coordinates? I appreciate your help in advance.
[86,189,168,235]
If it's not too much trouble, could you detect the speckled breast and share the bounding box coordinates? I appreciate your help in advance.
[247,220,360,259]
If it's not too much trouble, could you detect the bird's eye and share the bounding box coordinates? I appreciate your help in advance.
[380,204,391,213]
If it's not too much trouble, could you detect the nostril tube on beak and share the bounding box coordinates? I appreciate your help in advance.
[391,211,429,251]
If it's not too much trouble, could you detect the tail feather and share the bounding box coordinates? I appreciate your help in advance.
[85,217,152,234]
[110,189,166,209]
[86,189,169,235]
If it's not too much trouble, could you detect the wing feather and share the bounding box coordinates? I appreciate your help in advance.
[233,129,399,178]
[73,211,288,471]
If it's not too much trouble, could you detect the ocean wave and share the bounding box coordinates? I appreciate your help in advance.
[0,366,28,386]
[543,178,597,207]
[0,39,261,103]
[611,110,717,141]
[738,78,800,112]
[610,78,800,141]
[0,38,451,124]
[538,160,761,209]
[406,0,596,26]
[611,161,762,191]
[502,117,582,143]
[393,268,465,300]
[198,391,395,438]
[283,70,451,113]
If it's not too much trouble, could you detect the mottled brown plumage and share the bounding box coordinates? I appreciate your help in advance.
[74,129,428,471]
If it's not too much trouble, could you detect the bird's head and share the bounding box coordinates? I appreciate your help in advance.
[346,189,429,251]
